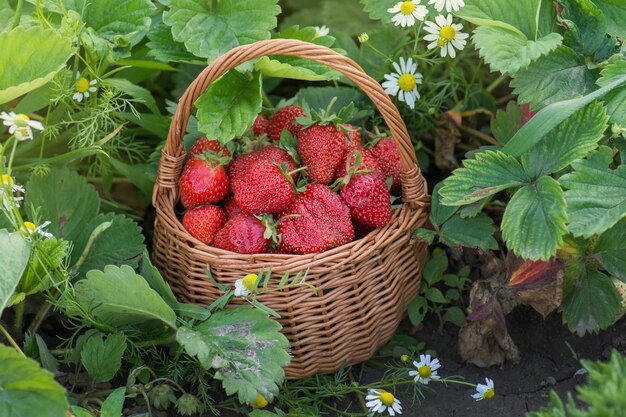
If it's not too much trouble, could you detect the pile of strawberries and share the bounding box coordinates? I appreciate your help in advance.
[178,103,402,255]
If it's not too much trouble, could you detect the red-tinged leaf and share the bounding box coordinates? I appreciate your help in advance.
[508,258,565,288]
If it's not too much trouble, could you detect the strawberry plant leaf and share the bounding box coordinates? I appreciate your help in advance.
[591,220,626,282]
[560,147,626,237]
[294,86,373,118]
[592,0,626,38]
[597,61,626,125]
[501,175,568,260]
[80,332,127,383]
[360,0,399,22]
[439,150,531,205]
[559,0,607,57]
[430,183,458,225]
[0,230,30,317]
[176,306,290,405]
[195,70,262,144]
[147,23,199,63]
[440,215,499,250]
[491,101,523,144]
[163,0,280,62]
[100,387,126,417]
[521,101,608,178]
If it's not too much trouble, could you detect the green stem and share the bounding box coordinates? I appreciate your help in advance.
[12,0,24,28]
[7,136,18,176]
[261,91,274,110]
[365,42,392,63]
[319,401,367,417]
[134,334,177,348]
[349,370,368,413]
[486,74,508,93]
[13,300,25,336]
[0,323,25,357]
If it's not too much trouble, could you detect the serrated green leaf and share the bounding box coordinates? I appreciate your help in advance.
[592,0,626,38]
[360,0,401,22]
[294,86,372,117]
[146,23,199,63]
[439,150,531,205]
[521,102,608,178]
[80,332,126,383]
[598,61,626,125]
[502,176,568,260]
[102,78,160,115]
[511,45,598,111]
[101,387,126,417]
[443,306,467,326]
[560,147,626,237]
[559,0,607,57]
[357,25,409,81]
[195,70,262,144]
[440,214,499,250]
[491,101,523,144]
[425,288,447,303]
[430,182,458,226]
[415,228,436,245]
[0,230,30,317]
[73,265,177,331]
[591,220,626,282]
[0,27,73,105]
[407,296,428,325]
[0,345,68,417]
[163,0,280,62]
[176,306,290,404]
[423,254,448,284]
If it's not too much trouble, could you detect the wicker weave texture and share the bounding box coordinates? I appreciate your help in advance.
[151,39,430,379]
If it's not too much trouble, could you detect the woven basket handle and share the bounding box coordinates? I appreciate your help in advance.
[157,39,426,206]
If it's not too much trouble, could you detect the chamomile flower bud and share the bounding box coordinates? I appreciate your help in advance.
[358,32,369,43]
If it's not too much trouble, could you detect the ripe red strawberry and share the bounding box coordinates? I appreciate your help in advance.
[229,146,299,193]
[334,148,382,181]
[214,214,271,254]
[341,124,363,150]
[340,173,392,227]
[223,195,242,219]
[297,123,345,184]
[182,205,226,245]
[179,157,229,208]
[252,114,269,136]
[190,137,230,159]
[267,105,305,141]
[234,159,295,215]
[367,138,402,193]
[277,184,354,254]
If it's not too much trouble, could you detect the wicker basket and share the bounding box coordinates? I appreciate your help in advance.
[151,39,430,379]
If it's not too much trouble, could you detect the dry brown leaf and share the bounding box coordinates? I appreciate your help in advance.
[434,112,461,170]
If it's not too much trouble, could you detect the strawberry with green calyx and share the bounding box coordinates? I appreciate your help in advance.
[214,214,276,254]
[367,137,402,193]
[182,205,227,245]
[252,114,269,136]
[229,145,300,192]
[341,123,363,150]
[334,148,382,181]
[267,105,306,141]
[189,137,231,160]
[179,152,230,208]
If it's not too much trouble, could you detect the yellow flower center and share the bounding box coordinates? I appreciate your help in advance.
[437,38,446,47]
[22,221,37,235]
[400,1,415,14]
[440,25,456,41]
[398,73,417,92]
[1,174,14,186]
[75,77,90,93]
[379,392,395,406]
[484,387,495,400]
[418,365,432,378]
[242,273,258,291]
[253,393,268,408]
[400,354,410,363]
[15,114,30,126]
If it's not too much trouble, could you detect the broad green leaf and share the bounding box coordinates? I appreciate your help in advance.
[80,332,126,383]
[100,387,126,417]
[511,46,598,111]
[592,220,626,282]
[439,150,531,205]
[70,407,96,417]
[321,0,375,36]
[559,0,607,56]
[26,167,100,243]
[109,158,153,199]
[163,0,280,62]
[562,260,622,335]
[357,25,409,81]
[0,230,30,316]
[407,296,428,325]
[430,183,458,226]
[491,101,523,144]
[440,214,499,250]
[146,23,198,63]
[560,147,626,237]
[195,70,262,144]
[521,102,608,178]
[294,86,372,117]
[102,78,160,115]
[423,255,448,284]
[597,61,626,125]
[592,0,626,38]
[0,27,73,104]
[0,344,68,417]
[177,306,290,404]
[73,265,177,331]
[471,26,562,75]
[425,288,447,303]
[501,176,568,260]
[360,0,403,22]
[444,306,467,326]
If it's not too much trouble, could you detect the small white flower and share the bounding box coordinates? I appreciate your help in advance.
[388,0,428,27]
[365,389,402,416]
[428,0,465,12]
[233,273,258,297]
[72,72,98,103]
[0,174,25,211]
[423,14,469,58]
[0,112,44,141]
[21,221,54,239]
[382,57,423,109]
[358,32,369,43]
[472,378,495,401]
[313,25,330,38]
[409,354,441,384]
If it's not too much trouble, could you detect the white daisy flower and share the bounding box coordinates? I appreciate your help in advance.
[387,0,428,27]
[409,354,441,384]
[21,221,54,239]
[313,25,330,38]
[358,32,369,43]
[233,273,258,297]
[365,389,402,416]
[428,0,465,13]
[0,174,25,210]
[0,112,44,141]
[472,378,495,401]
[423,14,469,58]
[382,57,423,109]
[72,72,98,103]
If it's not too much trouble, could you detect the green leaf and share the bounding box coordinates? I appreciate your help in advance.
[0,27,73,105]
[563,260,622,335]
[521,102,608,178]
[195,70,262,144]
[360,0,401,22]
[429,183,458,226]
[439,150,531,205]
[560,147,626,237]
[597,61,626,125]
[34,334,58,373]
[109,158,153,199]
[73,265,177,331]
[407,297,428,325]
[177,306,290,404]
[511,45,598,111]
[294,86,372,117]
[102,78,160,115]
[440,215,499,250]
[443,306,467,326]
[100,387,126,417]
[559,0,607,57]
[146,23,199,63]
[321,0,374,36]
[591,220,626,282]
[70,407,96,417]
[423,255,448,284]
[501,176,568,260]
[163,0,280,62]
[0,230,30,316]
[26,167,100,243]
[357,25,409,81]
[491,101,523,144]
[591,0,626,38]
[0,344,68,417]
[80,332,126,383]
[425,288,447,303]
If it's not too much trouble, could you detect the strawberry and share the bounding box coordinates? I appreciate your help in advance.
[367,138,402,193]
[179,156,229,208]
[267,105,305,141]
[230,146,299,192]
[214,214,272,254]
[334,148,382,181]
[341,124,363,150]
[182,205,226,245]
[233,159,295,215]
[277,184,354,254]
[340,173,392,227]
[252,114,269,136]
[223,195,243,219]
[297,123,345,184]
[189,137,230,160]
